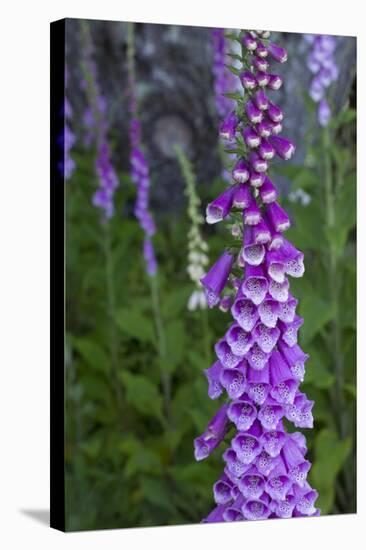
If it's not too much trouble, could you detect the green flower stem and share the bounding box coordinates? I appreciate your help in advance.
[149,274,172,422]
[323,127,351,502]
[323,128,346,436]
[103,221,122,407]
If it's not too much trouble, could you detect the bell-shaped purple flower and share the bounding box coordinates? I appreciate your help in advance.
[219,111,239,140]
[269,135,296,160]
[266,201,291,232]
[220,362,247,399]
[194,404,229,461]
[246,364,270,405]
[204,361,224,399]
[206,186,235,224]
[228,399,257,431]
[268,42,288,63]
[201,250,234,307]
[240,70,257,90]
[232,159,250,183]
[231,298,259,332]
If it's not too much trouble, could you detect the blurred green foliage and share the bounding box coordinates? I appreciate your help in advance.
[65,105,356,530]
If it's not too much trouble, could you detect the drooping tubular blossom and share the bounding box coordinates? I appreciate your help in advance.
[196,29,319,523]
[127,23,157,276]
[305,34,339,127]
[176,146,209,311]
[80,21,119,219]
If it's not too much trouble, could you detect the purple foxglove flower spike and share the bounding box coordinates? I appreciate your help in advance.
[126,23,158,275]
[60,67,76,181]
[197,29,319,523]
[212,29,237,118]
[306,34,339,126]
[80,27,119,219]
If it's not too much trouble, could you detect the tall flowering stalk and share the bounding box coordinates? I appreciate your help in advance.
[60,65,76,180]
[126,23,171,417]
[80,21,119,220]
[79,21,122,406]
[211,29,237,118]
[195,30,319,522]
[211,28,238,182]
[127,23,157,276]
[175,145,209,311]
[306,34,339,127]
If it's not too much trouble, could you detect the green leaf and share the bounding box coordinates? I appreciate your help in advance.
[304,354,335,389]
[161,287,191,319]
[328,173,356,254]
[119,371,164,422]
[331,108,356,129]
[163,319,185,373]
[344,383,356,399]
[120,437,162,478]
[225,64,241,76]
[299,296,334,345]
[224,32,241,44]
[139,476,173,512]
[285,201,325,252]
[223,91,243,101]
[227,53,243,62]
[290,168,319,191]
[72,337,110,373]
[310,429,352,513]
[115,308,155,344]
